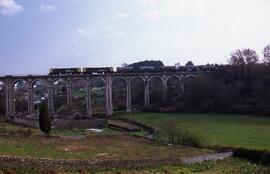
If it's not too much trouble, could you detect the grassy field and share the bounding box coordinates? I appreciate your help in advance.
[123,113,270,150]
[0,120,209,160]
[97,158,270,174]
[0,135,209,160]
[1,158,269,174]
[0,119,270,173]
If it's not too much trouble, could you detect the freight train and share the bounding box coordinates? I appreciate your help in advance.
[49,68,81,75]
[116,66,179,73]
[49,65,219,75]
[49,67,113,75]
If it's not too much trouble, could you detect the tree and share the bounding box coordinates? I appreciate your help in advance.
[185,61,194,66]
[242,49,258,65]
[39,101,52,136]
[229,49,258,65]
[229,49,258,79]
[263,45,270,64]
[243,49,258,80]
[229,49,245,65]
[229,49,245,79]
[129,60,164,68]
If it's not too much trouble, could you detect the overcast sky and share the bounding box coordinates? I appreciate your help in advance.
[0,0,270,75]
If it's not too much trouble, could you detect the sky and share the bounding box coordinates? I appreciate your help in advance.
[0,0,270,75]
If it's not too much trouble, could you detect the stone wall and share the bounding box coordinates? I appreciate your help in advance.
[7,116,39,128]
[7,116,107,130]
[116,116,158,134]
[0,155,182,171]
[52,118,107,129]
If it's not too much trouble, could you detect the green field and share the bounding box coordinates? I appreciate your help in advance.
[97,158,269,174]
[0,120,209,160]
[1,158,269,174]
[0,119,270,173]
[124,113,270,150]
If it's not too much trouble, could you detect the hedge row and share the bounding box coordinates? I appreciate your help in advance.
[233,148,270,165]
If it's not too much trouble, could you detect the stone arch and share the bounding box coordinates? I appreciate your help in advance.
[112,77,127,111]
[148,76,163,106]
[130,76,145,110]
[166,76,181,103]
[185,75,197,80]
[90,77,106,85]
[130,76,146,83]
[70,78,87,116]
[51,78,68,87]
[184,75,197,97]
[11,79,29,88]
[111,76,128,86]
[32,79,49,111]
[51,79,68,113]
[165,75,181,85]
[70,78,87,87]
[12,79,29,113]
[31,79,49,88]
[90,77,106,115]
[147,75,164,86]
[0,81,5,116]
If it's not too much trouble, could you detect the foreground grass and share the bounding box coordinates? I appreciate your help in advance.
[0,135,209,160]
[1,158,269,174]
[97,158,270,174]
[123,113,270,150]
[0,120,209,160]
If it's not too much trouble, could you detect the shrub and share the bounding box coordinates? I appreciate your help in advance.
[176,129,204,148]
[142,105,161,113]
[39,101,52,135]
[16,129,33,137]
[56,104,71,114]
[233,148,270,165]
[161,120,178,142]
[16,100,28,113]
[161,120,204,147]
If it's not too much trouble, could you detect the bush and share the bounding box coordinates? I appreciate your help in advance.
[176,129,205,148]
[161,120,178,142]
[230,104,270,116]
[56,104,71,114]
[142,105,161,113]
[39,101,52,135]
[233,148,270,165]
[200,100,215,112]
[161,120,204,147]
[16,100,28,113]
[16,129,33,137]
[178,130,204,148]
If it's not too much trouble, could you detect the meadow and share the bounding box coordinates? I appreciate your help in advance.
[96,158,269,174]
[124,113,270,150]
[1,157,269,174]
[0,119,209,160]
[0,117,270,173]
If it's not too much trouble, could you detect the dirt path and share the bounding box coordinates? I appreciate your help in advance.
[181,152,233,164]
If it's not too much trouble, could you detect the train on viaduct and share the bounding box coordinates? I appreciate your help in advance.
[0,66,216,118]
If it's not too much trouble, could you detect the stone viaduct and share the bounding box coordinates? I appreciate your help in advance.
[0,72,199,118]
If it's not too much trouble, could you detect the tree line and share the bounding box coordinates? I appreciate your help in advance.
[138,45,270,116]
[169,45,270,115]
